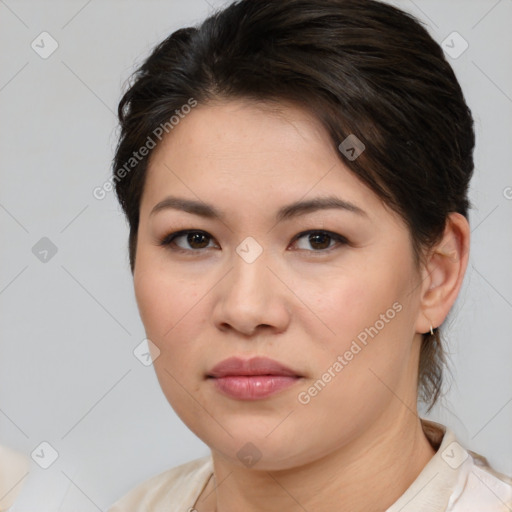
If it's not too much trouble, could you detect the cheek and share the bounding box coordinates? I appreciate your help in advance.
[297,265,405,344]
[300,253,418,377]
[133,272,168,340]
[133,257,210,385]
[134,266,206,410]
[134,256,202,342]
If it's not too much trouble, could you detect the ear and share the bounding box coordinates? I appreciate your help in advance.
[415,212,470,334]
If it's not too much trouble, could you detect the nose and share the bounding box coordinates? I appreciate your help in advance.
[211,248,291,337]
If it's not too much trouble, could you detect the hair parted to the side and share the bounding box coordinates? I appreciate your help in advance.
[112,0,475,412]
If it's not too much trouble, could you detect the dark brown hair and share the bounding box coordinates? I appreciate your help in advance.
[112,0,475,411]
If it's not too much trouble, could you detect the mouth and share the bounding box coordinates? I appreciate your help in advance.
[206,356,303,400]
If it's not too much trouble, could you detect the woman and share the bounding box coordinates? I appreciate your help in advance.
[108,0,512,510]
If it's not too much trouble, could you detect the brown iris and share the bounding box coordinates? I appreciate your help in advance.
[187,231,210,249]
[307,232,331,250]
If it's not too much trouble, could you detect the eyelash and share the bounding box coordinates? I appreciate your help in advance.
[157,229,349,255]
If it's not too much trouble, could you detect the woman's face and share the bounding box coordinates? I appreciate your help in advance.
[134,99,426,470]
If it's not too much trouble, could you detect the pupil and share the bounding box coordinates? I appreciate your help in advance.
[310,233,330,250]
[188,232,209,249]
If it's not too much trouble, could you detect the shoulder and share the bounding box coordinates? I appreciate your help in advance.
[0,445,29,511]
[107,455,213,512]
[390,419,512,512]
[449,449,512,511]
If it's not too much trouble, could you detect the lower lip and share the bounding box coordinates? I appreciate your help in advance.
[210,375,300,400]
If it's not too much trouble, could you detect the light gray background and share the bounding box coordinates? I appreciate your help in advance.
[0,0,511,510]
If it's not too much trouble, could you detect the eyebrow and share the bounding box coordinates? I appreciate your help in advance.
[149,195,367,221]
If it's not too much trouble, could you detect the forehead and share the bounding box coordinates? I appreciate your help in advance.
[140,99,386,222]
[150,98,333,165]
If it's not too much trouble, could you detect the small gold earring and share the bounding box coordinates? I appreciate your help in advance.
[430,324,434,336]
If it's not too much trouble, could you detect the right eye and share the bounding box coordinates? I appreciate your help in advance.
[159,230,219,253]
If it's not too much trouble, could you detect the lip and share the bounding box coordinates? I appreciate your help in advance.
[208,356,300,378]
[207,357,302,400]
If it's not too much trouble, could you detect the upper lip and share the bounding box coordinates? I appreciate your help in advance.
[207,357,301,378]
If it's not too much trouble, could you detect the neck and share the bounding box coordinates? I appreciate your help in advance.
[197,410,436,512]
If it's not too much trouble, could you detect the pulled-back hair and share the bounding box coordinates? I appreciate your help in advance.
[112,0,475,411]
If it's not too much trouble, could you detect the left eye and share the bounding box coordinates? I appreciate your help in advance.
[291,230,347,251]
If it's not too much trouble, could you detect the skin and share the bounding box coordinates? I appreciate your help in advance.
[133,99,470,512]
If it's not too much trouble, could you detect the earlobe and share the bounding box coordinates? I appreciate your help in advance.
[416,213,470,334]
